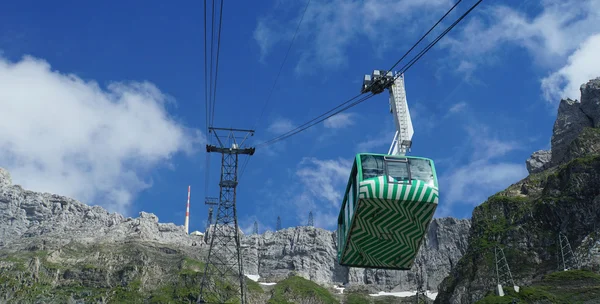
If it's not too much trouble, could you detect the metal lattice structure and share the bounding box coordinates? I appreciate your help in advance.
[308,211,314,226]
[204,197,218,243]
[309,224,317,281]
[198,127,255,304]
[253,221,258,235]
[415,261,427,304]
[494,246,519,297]
[558,232,579,271]
[361,71,413,156]
[276,216,281,231]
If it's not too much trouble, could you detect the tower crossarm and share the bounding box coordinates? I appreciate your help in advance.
[205,197,219,206]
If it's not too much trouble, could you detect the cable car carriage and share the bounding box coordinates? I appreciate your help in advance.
[336,71,439,270]
[336,153,438,270]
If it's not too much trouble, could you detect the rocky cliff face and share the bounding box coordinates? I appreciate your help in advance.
[239,217,470,293]
[0,165,470,302]
[0,169,194,251]
[436,77,600,303]
[526,77,600,174]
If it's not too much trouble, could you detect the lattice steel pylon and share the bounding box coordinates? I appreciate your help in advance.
[253,221,258,235]
[197,127,255,304]
[494,246,519,297]
[558,232,579,271]
[204,197,218,243]
[415,260,427,304]
[276,216,281,231]
[308,211,314,226]
[309,224,317,281]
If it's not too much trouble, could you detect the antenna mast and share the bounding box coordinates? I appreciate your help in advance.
[185,185,191,234]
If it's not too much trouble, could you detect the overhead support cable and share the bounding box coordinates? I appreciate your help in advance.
[208,0,216,126]
[386,0,463,72]
[239,0,312,181]
[203,0,211,196]
[390,0,483,82]
[204,0,225,196]
[254,0,483,149]
[253,0,312,131]
[255,93,369,147]
[210,0,224,127]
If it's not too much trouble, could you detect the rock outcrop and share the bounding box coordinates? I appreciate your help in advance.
[580,77,600,127]
[525,149,551,174]
[436,77,600,303]
[239,217,470,293]
[1,165,470,301]
[550,98,593,165]
[526,77,600,174]
[0,172,194,250]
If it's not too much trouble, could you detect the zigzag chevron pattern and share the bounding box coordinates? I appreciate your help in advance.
[340,176,438,269]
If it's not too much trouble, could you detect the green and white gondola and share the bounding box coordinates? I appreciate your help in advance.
[336,153,439,270]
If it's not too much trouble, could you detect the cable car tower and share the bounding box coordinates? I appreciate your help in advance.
[361,70,413,156]
[197,127,255,304]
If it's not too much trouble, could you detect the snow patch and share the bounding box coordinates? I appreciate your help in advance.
[427,291,438,300]
[333,285,345,294]
[369,290,438,300]
[245,274,260,282]
[245,274,276,286]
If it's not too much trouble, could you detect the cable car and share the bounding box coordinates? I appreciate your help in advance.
[335,70,439,269]
[336,153,438,270]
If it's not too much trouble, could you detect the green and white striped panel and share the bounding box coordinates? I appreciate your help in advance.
[340,176,438,269]
[359,176,439,204]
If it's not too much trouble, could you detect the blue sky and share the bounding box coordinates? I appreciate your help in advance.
[1,0,599,234]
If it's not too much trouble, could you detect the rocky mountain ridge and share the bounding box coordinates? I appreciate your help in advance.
[526,78,600,174]
[436,77,600,303]
[0,165,470,301]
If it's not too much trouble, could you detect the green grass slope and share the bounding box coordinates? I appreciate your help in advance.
[436,151,600,303]
[0,241,265,303]
[268,275,339,304]
[344,292,432,304]
[476,269,600,304]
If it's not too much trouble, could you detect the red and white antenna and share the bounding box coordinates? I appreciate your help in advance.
[185,185,191,234]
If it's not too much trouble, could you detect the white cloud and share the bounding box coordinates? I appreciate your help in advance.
[259,156,351,230]
[440,0,600,102]
[313,211,341,230]
[324,112,354,129]
[254,18,289,63]
[356,137,390,153]
[254,0,454,72]
[267,117,295,134]
[540,33,600,102]
[442,1,600,64]
[355,100,467,155]
[440,162,526,209]
[448,101,467,114]
[0,55,203,216]
[435,123,527,217]
[296,157,352,208]
[240,215,272,235]
[293,157,353,230]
